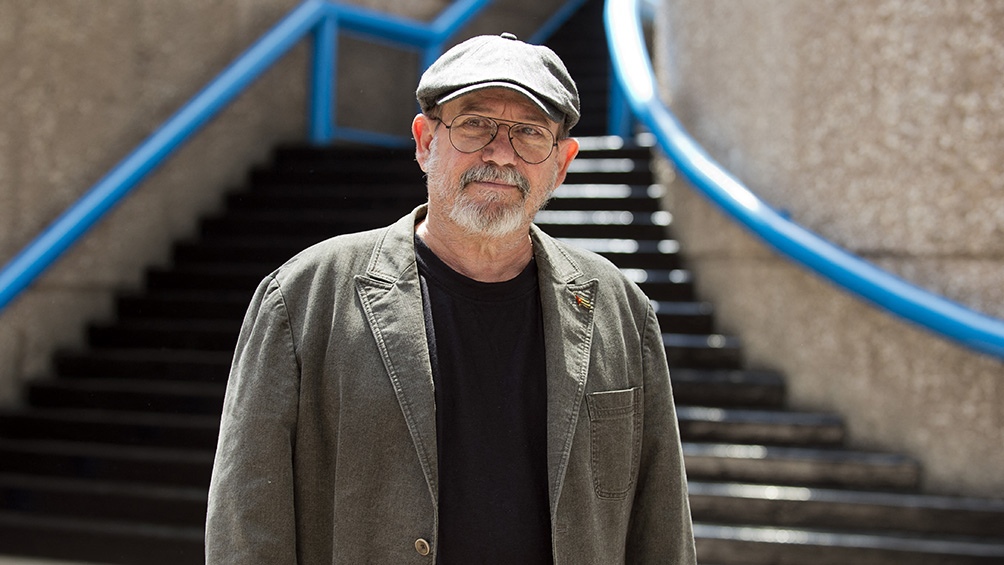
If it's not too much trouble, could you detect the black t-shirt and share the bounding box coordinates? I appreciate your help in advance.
[415,236,553,565]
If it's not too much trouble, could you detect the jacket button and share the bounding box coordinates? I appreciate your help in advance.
[415,538,431,556]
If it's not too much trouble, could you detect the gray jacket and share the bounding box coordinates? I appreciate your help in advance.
[206,206,696,564]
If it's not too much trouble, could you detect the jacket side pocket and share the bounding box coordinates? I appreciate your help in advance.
[586,387,642,500]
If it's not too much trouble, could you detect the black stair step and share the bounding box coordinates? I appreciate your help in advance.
[116,290,251,321]
[199,209,404,239]
[268,146,417,176]
[652,301,716,335]
[564,169,654,185]
[0,510,204,565]
[635,278,696,301]
[544,195,661,212]
[566,152,650,183]
[89,319,241,351]
[677,407,844,446]
[242,181,419,198]
[536,207,670,233]
[171,237,313,266]
[0,408,219,450]
[227,189,422,211]
[683,443,921,491]
[537,221,669,240]
[693,522,1004,565]
[665,333,743,369]
[670,369,786,408]
[604,250,686,270]
[608,268,697,302]
[250,163,424,186]
[27,378,224,415]
[145,264,273,293]
[566,156,650,174]
[0,439,213,488]
[567,146,653,161]
[547,183,664,212]
[688,481,1004,538]
[555,237,684,269]
[54,349,231,382]
[0,473,206,527]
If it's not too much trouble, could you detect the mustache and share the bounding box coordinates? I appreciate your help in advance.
[459,164,531,196]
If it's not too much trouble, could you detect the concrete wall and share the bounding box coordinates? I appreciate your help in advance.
[0,0,563,404]
[656,0,1004,496]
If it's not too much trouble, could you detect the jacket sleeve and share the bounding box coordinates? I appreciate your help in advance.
[206,276,301,564]
[626,304,697,564]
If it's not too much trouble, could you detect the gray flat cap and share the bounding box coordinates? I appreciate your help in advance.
[416,32,580,131]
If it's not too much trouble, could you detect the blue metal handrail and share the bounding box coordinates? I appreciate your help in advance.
[604,0,1004,359]
[0,0,489,314]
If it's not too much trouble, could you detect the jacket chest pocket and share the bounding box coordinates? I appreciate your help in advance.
[585,387,642,500]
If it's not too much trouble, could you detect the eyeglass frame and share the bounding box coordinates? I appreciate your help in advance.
[428,113,561,165]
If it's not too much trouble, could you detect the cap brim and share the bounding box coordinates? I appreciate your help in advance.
[436,81,564,124]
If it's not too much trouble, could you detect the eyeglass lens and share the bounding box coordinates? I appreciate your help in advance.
[447,114,555,164]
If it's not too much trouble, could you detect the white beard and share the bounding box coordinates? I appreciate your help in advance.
[425,136,559,238]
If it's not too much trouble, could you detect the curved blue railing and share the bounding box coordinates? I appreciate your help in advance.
[604,0,1004,359]
[0,0,489,314]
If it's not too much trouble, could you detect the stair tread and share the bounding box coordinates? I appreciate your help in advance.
[58,348,232,363]
[148,264,274,277]
[0,509,205,540]
[0,438,215,461]
[689,481,1004,514]
[30,377,225,396]
[0,407,219,429]
[677,406,845,447]
[551,182,662,199]
[693,522,1004,558]
[94,318,241,332]
[535,208,672,227]
[677,407,842,427]
[0,472,206,500]
[653,301,714,315]
[665,333,741,348]
[683,441,921,491]
[672,368,785,387]
[556,237,680,254]
[688,479,1004,538]
[683,442,917,466]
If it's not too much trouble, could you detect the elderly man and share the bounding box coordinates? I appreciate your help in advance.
[206,32,696,564]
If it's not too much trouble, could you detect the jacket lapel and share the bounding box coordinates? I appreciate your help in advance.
[355,208,439,501]
[531,226,597,513]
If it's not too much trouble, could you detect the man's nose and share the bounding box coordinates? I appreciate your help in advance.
[481,125,519,165]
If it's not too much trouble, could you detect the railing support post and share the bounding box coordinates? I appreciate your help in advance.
[309,14,338,144]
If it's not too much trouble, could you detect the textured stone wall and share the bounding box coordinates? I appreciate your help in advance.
[656,0,1004,496]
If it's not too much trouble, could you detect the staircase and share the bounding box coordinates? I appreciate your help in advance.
[2,2,1004,564]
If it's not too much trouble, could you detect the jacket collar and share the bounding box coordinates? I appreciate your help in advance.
[363,205,586,285]
[363,205,427,283]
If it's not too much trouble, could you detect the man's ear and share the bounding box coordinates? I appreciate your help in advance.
[550,137,580,189]
[412,113,436,172]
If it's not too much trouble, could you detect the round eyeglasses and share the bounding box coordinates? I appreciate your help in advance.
[432,114,558,165]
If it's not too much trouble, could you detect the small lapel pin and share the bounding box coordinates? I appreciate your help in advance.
[574,294,593,310]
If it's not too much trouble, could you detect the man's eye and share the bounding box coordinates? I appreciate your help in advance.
[457,116,492,130]
[514,125,546,139]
